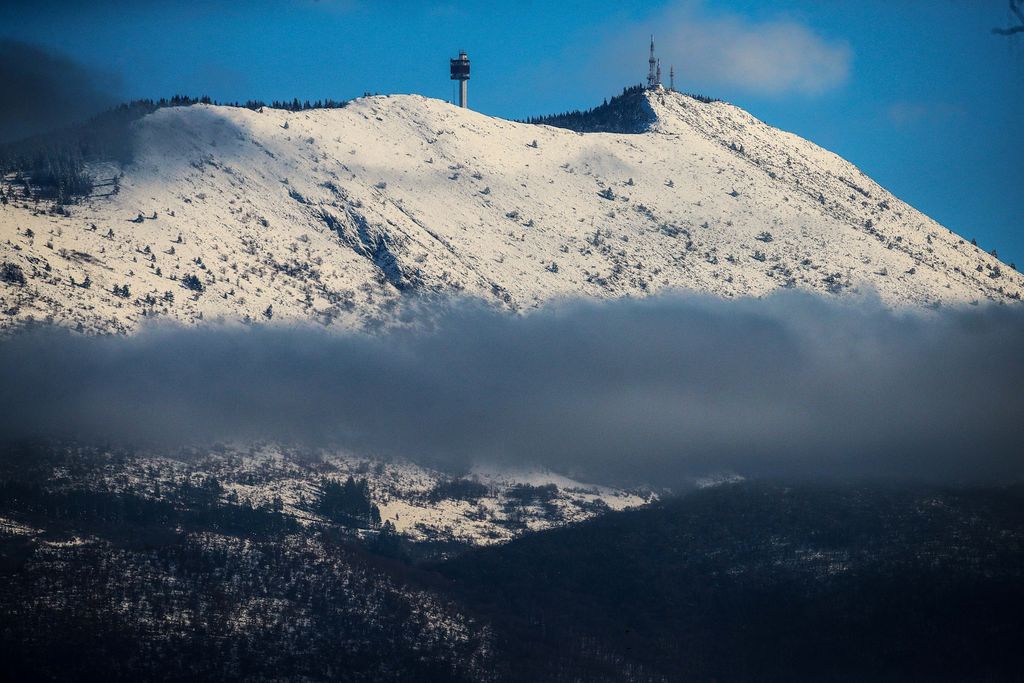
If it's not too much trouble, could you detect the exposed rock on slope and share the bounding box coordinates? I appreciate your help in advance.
[1,90,1020,332]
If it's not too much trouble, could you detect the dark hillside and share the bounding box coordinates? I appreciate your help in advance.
[439,482,1024,682]
[3,442,1021,681]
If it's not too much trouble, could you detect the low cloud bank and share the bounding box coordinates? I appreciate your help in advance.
[1,293,1021,486]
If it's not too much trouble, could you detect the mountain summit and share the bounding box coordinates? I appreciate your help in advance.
[1,90,1020,332]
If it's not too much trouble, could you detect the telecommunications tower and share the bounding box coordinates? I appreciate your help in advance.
[647,36,658,88]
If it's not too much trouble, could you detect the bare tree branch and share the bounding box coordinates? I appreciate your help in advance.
[993,0,1024,35]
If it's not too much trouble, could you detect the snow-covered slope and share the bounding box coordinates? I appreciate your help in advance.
[21,442,652,549]
[1,90,1020,332]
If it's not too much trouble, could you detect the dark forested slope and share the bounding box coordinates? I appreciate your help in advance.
[439,482,1024,682]
[2,442,1021,681]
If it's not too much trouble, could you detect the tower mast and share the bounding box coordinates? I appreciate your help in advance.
[648,35,657,89]
[669,65,675,91]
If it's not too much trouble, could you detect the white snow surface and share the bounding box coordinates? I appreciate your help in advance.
[67,444,652,547]
[2,90,1020,332]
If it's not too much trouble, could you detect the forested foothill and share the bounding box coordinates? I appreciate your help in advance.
[2,441,1021,681]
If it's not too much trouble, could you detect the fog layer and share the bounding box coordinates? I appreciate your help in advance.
[2,293,1021,486]
[0,40,119,144]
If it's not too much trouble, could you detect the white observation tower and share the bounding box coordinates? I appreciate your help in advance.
[450,50,471,108]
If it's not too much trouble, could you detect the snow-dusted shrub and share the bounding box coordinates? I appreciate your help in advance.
[0,262,26,285]
[181,274,204,293]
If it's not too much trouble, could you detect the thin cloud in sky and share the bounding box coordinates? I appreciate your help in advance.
[605,2,851,97]
[885,100,968,128]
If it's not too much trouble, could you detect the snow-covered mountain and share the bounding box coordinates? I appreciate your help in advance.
[2,89,1020,332]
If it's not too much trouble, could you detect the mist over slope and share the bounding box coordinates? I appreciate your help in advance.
[1,90,1020,332]
[2,293,1022,487]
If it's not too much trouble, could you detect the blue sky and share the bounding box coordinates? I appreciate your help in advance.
[3,0,1021,265]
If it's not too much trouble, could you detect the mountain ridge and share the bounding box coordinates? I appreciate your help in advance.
[1,89,1020,333]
